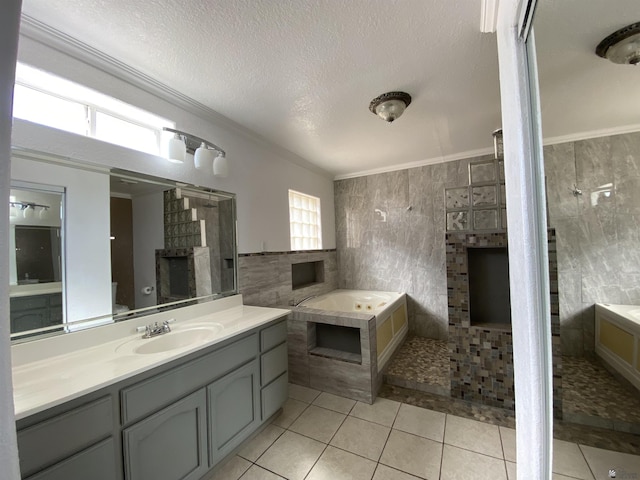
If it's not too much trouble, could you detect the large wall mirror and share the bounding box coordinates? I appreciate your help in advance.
[9,152,238,342]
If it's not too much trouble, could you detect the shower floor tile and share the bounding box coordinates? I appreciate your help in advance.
[383,335,449,395]
[562,355,640,433]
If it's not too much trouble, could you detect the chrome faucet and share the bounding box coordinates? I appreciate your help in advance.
[291,295,318,307]
[141,320,172,339]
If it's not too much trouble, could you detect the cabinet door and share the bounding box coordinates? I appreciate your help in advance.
[207,360,260,466]
[123,390,207,480]
[24,439,117,480]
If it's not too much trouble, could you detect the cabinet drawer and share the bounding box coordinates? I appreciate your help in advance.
[261,372,288,420]
[121,333,257,424]
[25,438,116,480]
[261,343,288,386]
[260,320,287,352]
[18,396,113,478]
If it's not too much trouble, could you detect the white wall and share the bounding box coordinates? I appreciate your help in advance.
[132,191,164,309]
[11,158,112,322]
[15,32,336,254]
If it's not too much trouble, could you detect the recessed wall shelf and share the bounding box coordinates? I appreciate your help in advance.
[292,261,325,290]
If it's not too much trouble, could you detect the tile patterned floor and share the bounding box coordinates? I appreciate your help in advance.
[383,335,640,435]
[204,385,640,480]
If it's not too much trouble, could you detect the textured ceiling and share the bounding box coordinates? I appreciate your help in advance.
[18,1,640,178]
[534,0,640,141]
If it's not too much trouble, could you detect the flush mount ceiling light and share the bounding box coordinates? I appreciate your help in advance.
[596,22,640,65]
[369,92,412,123]
[163,127,227,176]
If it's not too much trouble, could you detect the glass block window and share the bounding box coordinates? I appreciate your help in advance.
[12,63,172,156]
[289,190,322,250]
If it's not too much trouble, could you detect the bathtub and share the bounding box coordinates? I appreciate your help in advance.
[595,303,640,391]
[300,289,408,372]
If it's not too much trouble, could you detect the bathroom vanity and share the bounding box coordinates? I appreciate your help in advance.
[12,296,289,480]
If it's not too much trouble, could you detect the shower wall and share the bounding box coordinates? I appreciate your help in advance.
[335,131,640,354]
[334,153,495,339]
[544,131,640,355]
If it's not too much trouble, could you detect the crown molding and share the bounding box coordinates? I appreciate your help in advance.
[18,14,333,179]
[542,124,640,147]
[334,146,495,180]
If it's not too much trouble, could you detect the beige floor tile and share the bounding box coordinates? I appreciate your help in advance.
[312,391,357,414]
[238,424,285,462]
[206,455,251,480]
[393,403,446,442]
[350,397,401,427]
[580,444,640,480]
[289,404,346,443]
[288,383,321,403]
[306,445,377,480]
[506,461,516,480]
[239,465,286,479]
[256,430,326,480]
[373,464,424,480]
[444,414,503,459]
[379,429,442,479]
[499,426,517,463]
[330,415,391,461]
[441,444,507,480]
[270,397,308,429]
[553,440,595,479]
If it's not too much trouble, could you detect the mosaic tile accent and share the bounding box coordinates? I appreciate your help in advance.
[445,230,562,417]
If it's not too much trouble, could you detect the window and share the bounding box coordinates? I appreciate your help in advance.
[12,63,172,155]
[288,190,322,250]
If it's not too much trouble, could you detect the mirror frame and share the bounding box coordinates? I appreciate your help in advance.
[9,149,238,342]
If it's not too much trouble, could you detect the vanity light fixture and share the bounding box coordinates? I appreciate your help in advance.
[493,128,504,160]
[9,201,50,219]
[163,127,227,176]
[369,91,412,123]
[596,22,640,65]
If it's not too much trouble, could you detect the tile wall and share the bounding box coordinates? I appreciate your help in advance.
[544,132,640,355]
[335,131,640,355]
[238,250,337,307]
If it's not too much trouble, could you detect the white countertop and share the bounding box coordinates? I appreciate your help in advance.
[9,282,63,298]
[12,295,289,420]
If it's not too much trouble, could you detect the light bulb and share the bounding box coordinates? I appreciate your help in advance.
[166,133,186,164]
[23,206,35,219]
[213,153,228,178]
[194,143,214,171]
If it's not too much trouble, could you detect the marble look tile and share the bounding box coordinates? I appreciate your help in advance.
[444,415,504,459]
[616,176,640,215]
[270,398,308,429]
[330,415,391,461]
[393,403,446,443]
[580,445,640,480]
[256,431,325,480]
[440,445,507,480]
[575,137,613,190]
[206,455,251,480]
[612,131,640,180]
[350,397,401,427]
[306,446,377,480]
[312,392,356,414]
[372,464,424,480]
[544,142,579,220]
[238,424,285,462]
[288,405,346,443]
[552,439,595,479]
[288,384,321,403]
[239,465,285,480]
[379,429,443,479]
[499,427,517,463]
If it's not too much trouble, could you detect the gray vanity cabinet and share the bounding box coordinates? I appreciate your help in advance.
[16,317,289,480]
[207,359,260,465]
[123,390,208,480]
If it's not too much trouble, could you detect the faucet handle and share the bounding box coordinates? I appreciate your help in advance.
[162,320,172,333]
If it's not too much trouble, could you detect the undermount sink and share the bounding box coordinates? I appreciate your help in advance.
[116,324,224,355]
